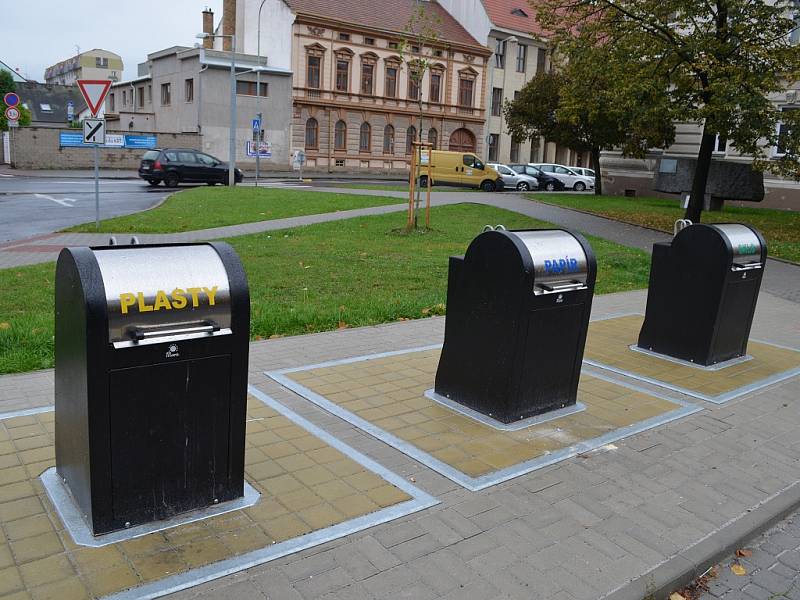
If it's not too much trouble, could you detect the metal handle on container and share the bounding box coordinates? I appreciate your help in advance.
[732,261,762,271]
[537,281,586,293]
[129,321,220,342]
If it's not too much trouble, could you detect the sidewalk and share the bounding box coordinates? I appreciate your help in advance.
[1,289,798,600]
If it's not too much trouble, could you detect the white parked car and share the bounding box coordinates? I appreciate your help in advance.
[487,163,539,191]
[530,163,594,191]
[571,167,596,179]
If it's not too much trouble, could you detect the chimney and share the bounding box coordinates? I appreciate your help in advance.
[202,8,214,49]
[223,0,236,51]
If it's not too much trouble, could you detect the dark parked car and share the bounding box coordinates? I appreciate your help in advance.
[139,148,244,187]
[508,164,566,191]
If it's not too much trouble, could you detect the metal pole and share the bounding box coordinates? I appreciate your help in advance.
[257,0,267,186]
[255,111,261,186]
[229,34,237,187]
[94,144,100,229]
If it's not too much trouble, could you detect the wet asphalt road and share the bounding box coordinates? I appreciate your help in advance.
[0,175,170,242]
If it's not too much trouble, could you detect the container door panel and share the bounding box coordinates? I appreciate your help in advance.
[109,355,231,526]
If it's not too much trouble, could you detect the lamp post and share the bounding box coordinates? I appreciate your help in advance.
[197,32,237,187]
[498,36,517,163]
[255,0,268,186]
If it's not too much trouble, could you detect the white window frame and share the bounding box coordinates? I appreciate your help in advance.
[712,133,727,155]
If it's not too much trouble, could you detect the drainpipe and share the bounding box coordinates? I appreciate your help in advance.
[197,50,209,136]
[327,109,333,173]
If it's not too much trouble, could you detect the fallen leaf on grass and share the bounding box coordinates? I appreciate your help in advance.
[735,549,752,558]
[337,321,348,329]
[731,564,747,576]
[268,334,283,339]
[0,322,10,330]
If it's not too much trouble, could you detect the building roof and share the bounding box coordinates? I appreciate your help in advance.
[0,60,27,82]
[481,0,547,37]
[284,0,485,49]
[44,48,123,80]
[16,82,87,124]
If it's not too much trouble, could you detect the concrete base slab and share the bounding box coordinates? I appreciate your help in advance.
[585,314,800,403]
[268,346,700,491]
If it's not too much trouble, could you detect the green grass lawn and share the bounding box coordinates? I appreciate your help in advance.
[530,193,800,263]
[330,183,476,193]
[1,203,651,374]
[65,187,402,234]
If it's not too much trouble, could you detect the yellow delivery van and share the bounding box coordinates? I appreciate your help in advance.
[419,150,504,191]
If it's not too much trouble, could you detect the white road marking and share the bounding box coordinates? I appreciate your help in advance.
[0,174,13,178]
[34,193,78,207]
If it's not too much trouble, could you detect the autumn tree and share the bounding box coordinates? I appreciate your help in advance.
[504,44,675,194]
[533,0,800,221]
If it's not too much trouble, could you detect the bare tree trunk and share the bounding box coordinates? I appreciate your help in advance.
[591,147,602,195]
[685,124,716,223]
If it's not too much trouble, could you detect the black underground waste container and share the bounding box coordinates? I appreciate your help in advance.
[54,242,250,535]
[435,229,597,423]
[638,223,767,366]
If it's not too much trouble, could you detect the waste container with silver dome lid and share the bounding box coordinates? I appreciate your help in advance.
[434,228,597,424]
[638,222,767,366]
[54,242,250,535]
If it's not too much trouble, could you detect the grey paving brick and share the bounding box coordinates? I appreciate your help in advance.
[293,567,354,599]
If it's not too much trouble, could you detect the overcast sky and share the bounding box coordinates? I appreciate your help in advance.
[3,0,224,82]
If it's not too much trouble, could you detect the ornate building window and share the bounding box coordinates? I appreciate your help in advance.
[359,122,371,152]
[385,63,398,98]
[458,68,478,108]
[335,50,352,93]
[360,53,377,95]
[383,124,395,154]
[305,118,319,150]
[307,56,321,88]
[429,69,443,103]
[406,125,416,154]
[335,120,347,151]
[428,127,438,150]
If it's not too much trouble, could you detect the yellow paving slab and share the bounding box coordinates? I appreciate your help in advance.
[0,396,411,599]
[282,349,687,479]
[585,315,800,402]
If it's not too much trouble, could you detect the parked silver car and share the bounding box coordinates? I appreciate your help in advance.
[487,163,539,191]
[530,163,594,191]
[571,167,596,179]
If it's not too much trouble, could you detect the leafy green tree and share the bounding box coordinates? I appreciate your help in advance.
[533,0,800,221]
[0,70,31,131]
[504,45,674,194]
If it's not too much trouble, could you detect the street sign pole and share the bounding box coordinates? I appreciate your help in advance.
[94,144,100,229]
[254,114,262,187]
[77,80,111,231]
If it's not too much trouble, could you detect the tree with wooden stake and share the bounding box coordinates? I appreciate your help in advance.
[533,0,800,222]
[399,3,443,230]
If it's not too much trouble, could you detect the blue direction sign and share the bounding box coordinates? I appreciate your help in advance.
[3,92,20,107]
[252,118,261,132]
[67,100,74,121]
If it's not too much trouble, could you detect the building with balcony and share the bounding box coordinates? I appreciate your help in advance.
[223,0,491,171]
[44,49,123,86]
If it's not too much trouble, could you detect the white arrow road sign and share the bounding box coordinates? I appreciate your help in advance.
[83,119,106,145]
[35,193,78,207]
